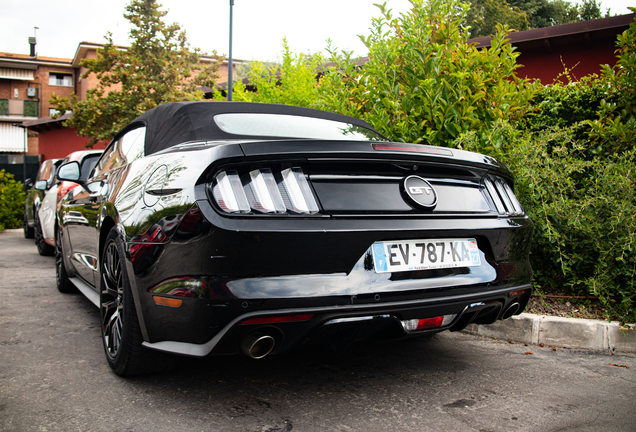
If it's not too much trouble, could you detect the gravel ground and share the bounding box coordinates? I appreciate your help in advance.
[526,295,611,320]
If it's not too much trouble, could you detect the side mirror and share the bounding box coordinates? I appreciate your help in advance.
[57,161,82,183]
[34,180,48,191]
[25,178,33,189]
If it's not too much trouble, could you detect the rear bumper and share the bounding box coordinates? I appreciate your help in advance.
[142,283,532,357]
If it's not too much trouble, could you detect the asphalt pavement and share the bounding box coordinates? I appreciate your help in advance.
[1,228,635,432]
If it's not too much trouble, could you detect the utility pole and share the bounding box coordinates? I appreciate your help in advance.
[228,0,234,101]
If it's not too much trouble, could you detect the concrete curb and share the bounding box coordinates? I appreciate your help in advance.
[464,313,636,353]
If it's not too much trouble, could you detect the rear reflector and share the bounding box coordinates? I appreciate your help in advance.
[240,314,314,325]
[509,289,530,297]
[401,314,456,331]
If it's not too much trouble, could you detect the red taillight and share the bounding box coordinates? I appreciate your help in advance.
[401,314,456,332]
[414,316,444,330]
[240,314,314,325]
[211,167,319,215]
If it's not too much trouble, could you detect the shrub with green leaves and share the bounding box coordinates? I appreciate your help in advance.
[0,170,26,231]
[587,6,636,155]
[222,39,324,108]
[504,129,636,323]
[319,0,537,157]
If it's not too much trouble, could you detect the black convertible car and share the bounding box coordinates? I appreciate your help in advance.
[56,102,533,376]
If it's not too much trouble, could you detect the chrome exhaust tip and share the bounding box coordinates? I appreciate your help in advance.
[502,302,520,320]
[240,333,275,359]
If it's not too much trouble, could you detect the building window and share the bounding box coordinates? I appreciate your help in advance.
[49,73,73,87]
[49,108,71,116]
[8,155,24,164]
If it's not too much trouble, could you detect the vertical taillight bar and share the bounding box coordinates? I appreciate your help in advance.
[281,168,319,214]
[248,169,287,214]
[213,171,250,213]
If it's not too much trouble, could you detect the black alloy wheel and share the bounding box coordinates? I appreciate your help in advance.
[102,237,125,362]
[55,226,76,294]
[23,211,34,239]
[100,228,174,376]
[35,212,54,256]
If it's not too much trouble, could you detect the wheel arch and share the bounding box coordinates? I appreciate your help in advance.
[99,216,116,265]
[99,215,151,343]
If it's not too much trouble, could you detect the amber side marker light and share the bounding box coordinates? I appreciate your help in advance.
[153,296,183,308]
[240,314,314,325]
[509,289,530,297]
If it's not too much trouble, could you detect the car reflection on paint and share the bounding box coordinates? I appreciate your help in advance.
[55,102,533,377]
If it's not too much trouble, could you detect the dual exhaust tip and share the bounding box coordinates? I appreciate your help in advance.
[502,302,520,320]
[240,333,276,359]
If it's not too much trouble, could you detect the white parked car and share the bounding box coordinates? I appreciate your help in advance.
[35,150,103,256]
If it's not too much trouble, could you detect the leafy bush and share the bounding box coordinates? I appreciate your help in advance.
[587,7,636,155]
[0,99,8,115]
[226,39,325,108]
[503,129,636,323]
[319,0,538,157]
[0,170,26,230]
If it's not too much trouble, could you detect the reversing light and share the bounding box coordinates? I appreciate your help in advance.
[240,314,314,325]
[280,168,319,214]
[401,314,457,331]
[213,171,250,213]
[248,168,286,213]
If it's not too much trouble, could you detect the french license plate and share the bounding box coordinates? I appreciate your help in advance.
[372,238,481,273]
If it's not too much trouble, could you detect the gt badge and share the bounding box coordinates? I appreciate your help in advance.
[402,175,438,209]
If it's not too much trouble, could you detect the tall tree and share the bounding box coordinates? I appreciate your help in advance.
[467,0,608,37]
[466,0,529,38]
[508,0,604,28]
[51,0,221,146]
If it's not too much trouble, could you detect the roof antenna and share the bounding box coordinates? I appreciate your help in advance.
[29,27,39,58]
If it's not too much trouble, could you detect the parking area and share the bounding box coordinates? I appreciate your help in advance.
[1,229,635,432]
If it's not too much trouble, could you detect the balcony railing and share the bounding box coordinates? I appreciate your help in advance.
[0,99,39,117]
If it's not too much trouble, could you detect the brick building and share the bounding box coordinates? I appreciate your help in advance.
[0,39,236,181]
[467,13,634,83]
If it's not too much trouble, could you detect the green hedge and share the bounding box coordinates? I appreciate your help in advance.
[0,170,25,231]
[504,129,635,323]
[0,99,8,116]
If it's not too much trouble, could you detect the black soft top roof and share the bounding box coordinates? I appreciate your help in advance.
[120,101,381,156]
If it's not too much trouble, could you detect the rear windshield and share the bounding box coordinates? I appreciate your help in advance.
[214,113,385,141]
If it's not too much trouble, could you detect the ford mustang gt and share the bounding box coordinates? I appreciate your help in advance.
[55,102,533,376]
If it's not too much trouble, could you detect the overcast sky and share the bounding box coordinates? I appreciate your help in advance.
[0,0,633,63]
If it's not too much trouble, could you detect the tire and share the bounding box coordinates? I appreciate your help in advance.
[100,228,176,376]
[23,211,34,239]
[56,227,76,294]
[35,212,54,256]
